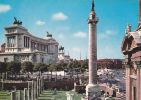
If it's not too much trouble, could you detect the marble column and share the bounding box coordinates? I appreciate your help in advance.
[41,77,44,93]
[86,0,100,99]
[31,81,34,100]
[6,37,8,48]
[18,90,22,100]
[24,88,27,100]
[88,17,97,85]
[66,92,74,100]
[11,91,16,100]
[29,38,31,51]
[34,81,37,99]
[39,78,41,95]
[37,77,39,96]
[16,35,18,48]
[28,82,31,100]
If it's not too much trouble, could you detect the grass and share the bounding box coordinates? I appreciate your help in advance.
[38,90,83,100]
[0,90,24,100]
[0,90,83,100]
[0,91,11,100]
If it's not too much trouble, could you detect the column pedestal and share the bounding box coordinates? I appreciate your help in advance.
[86,84,100,99]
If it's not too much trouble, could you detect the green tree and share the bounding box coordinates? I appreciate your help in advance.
[34,63,48,72]
[39,63,47,72]
[7,61,21,78]
[21,61,33,73]
[33,63,40,72]
[0,62,7,73]
[56,61,65,71]
[48,64,56,79]
[0,62,7,79]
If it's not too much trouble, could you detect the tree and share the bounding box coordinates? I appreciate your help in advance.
[34,63,48,72]
[33,63,40,72]
[56,61,66,71]
[81,60,88,72]
[0,62,7,79]
[48,64,56,80]
[7,61,21,78]
[0,62,7,73]
[39,63,47,73]
[21,61,33,73]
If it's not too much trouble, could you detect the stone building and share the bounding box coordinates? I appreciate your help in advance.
[121,0,141,100]
[0,18,59,64]
[97,59,123,69]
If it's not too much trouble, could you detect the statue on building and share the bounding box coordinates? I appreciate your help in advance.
[13,17,22,25]
[59,46,64,52]
[46,31,52,37]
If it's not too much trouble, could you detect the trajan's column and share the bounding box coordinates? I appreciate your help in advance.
[86,0,100,99]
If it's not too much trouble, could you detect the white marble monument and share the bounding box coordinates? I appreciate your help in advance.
[85,0,100,99]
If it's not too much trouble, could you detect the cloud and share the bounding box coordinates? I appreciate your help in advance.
[52,12,68,21]
[0,4,11,13]
[74,32,87,38]
[98,29,117,39]
[36,20,45,26]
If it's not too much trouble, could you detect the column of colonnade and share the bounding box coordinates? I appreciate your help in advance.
[10,76,44,100]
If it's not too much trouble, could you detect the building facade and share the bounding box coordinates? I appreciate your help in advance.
[121,0,141,100]
[0,18,59,64]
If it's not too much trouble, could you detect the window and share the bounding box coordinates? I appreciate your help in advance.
[7,29,15,33]
[7,36,16,47]
[42,58,44,63]
[24,36,30,48]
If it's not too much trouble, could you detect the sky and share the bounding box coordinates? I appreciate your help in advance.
[0,0,139,60]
